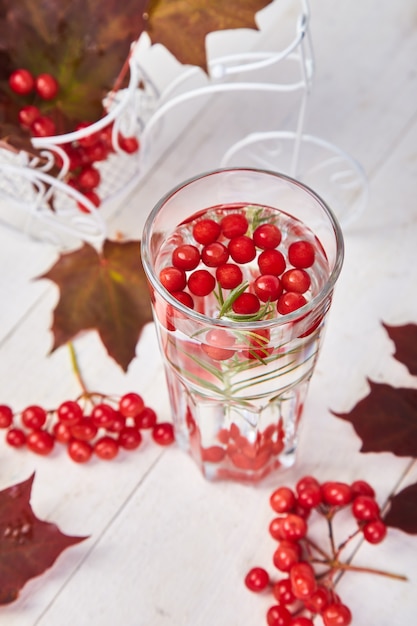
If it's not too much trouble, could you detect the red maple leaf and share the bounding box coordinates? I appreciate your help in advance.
[331,322,417,534]
[383,322,417,376]
[0,473,88,604]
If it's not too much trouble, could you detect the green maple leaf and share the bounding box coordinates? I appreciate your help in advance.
[39,239,153,372]
[145,0,275,70]
[0,473,88,605]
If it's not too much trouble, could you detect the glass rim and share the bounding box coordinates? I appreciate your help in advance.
[141,167,344,330]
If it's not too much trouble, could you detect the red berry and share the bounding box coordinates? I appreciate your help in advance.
[289,561,317,599]
[35,73,59,100]
[232,292,260,315]
[159,266,187,293]
[321,481,353,507]
[201,242,229,267]
[202,328,236,361]
[119,393,145,418]
[297,482,322,509]
[288,240,315,268]
[352,495,380,521]
[6,427,27,448]
[68,439,93,463]
[118,134,140,153]
[296,475,320,493]
[277,292,307,315]
[322,603,352,626]
[253,223,282,249]
[258,249,286,275]
[279,513,307,541]
[152,422,175,446]
[0,405,13,428]
[172,291,195,309]
[74,122,97,147]
[272,578,296,605]
[21,405,47,430]
[31,115,56,137]
[220,213,248,238]
[266,604,292,626]
[350,479,375,498]
[18,105,40,128]
[192,219,221,245]
[228,235,256,264]
[52,421,72,444]
[362,519,387,544]
[289,618,314,626]
[107,412,126,433]
[244,566,270,592]
[243,328,272,360]
[9,68,35,95]
[188,269,216,296]
[215,263,243,289]
[57,400,83,426]
[27,429,54,456]
[91,403,117,429]
[77,190,101,213]
[254,274,282,302]
[75,166,101,191]
[134,406,158,429]
[273,540,301,572]
[270,486,296,513]
[94,436,119,460]
[83,140,109,162]
[118,427,142,450]
[172,244,200,271]
[281,269,311,294]
[269,517,285,540]
[70,418,98,442]
[303,585,331,613]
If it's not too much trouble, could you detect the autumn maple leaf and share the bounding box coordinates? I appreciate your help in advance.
[39,239,153,372]
[144,0,275,70]
[0,473,88,605]
[331,322,417,534]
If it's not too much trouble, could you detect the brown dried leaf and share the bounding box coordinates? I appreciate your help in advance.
[144,0,275,70]
[39,239,153,371]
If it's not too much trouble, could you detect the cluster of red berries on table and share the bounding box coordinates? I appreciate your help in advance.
[8,67,140,213]
[244,475,397,626]
[159,209,318,324]
[0,392,174,463]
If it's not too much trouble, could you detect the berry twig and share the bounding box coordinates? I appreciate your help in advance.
[0,341,175,463]
[244,476,407,626]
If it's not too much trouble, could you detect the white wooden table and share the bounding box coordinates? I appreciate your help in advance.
[1,0,416,624]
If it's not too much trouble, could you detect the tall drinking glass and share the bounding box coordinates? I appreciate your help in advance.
[141,168,344,482]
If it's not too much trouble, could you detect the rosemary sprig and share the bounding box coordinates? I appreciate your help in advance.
[217,281,274,322]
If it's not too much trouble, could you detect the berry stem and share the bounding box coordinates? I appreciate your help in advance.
[303,536,332,561]
[327,560,408,581]
[68,341,89,397]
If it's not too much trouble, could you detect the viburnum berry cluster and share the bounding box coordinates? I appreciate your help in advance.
[159,208,317,323]
[0,392,174,463]
[8,67,140,213]
[244,475,406,626]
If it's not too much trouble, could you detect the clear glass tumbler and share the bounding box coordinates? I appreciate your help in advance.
[141,168,344,482]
